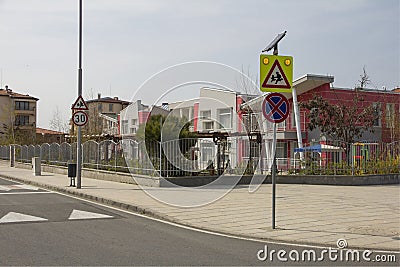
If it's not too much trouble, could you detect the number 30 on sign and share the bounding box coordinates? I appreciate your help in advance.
[73,111,88,126]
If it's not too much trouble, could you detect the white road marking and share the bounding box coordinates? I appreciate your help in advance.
[0,184,39,191]
[0,212,48,224]
[0,191,53,195]
[14,184,39,190]
[0,185,11,191]
[68,209,113,220]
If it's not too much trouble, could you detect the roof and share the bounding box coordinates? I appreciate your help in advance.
[36,127,66,135]
[86,97,130,105]
[0,88,39,101]
[201,87,259,98]
[332,87,400,95]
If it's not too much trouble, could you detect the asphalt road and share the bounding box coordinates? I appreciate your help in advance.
[0,177,398,266]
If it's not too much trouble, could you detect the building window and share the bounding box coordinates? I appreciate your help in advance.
[121,120,128,134]
[131,119,137,125]
[373,103,381,127]
[109,103,113,112]
[130,128,137,134]
[386,103,394,128]
[200,110,211,119]
[190,108,194,121]
[250,113,261,132]
[276,142,287,158]
[203,121,214,130]
[277,120,286,130]
[201,110,213,130]
[15,115,29,126]
[218,108,232,129]
[15,101,29,110]
[98,103,102,112]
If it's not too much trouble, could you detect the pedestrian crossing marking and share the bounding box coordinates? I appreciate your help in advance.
[0,212,48,224]
[0,184,39,191]
[68,209,114,220]
[0,185,11,191]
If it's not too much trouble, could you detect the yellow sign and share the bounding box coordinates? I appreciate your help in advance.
[260,55,293,92]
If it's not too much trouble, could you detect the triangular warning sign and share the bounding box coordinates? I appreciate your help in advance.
[72,95,88,110]
[262,60,291,89]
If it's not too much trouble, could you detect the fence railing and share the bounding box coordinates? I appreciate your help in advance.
[0,139,399,176]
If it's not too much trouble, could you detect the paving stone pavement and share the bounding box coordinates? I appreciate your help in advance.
[0,162,399,252]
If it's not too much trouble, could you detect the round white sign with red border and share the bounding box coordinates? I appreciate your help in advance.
[72,111,88,126]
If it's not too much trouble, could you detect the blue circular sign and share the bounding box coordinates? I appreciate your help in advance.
[262,93,289,123]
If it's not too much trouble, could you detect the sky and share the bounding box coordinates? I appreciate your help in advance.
[0,0,399,129]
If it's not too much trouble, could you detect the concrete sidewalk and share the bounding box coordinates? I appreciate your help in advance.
[0,162,399,252]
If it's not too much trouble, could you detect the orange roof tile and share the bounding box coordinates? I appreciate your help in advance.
[36,127,66,135]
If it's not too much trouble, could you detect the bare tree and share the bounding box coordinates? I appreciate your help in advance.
[357,66,371,89]
[236,65,259,96]
[49,106,69,133]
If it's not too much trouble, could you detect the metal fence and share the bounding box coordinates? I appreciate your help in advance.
[0,139,399,176]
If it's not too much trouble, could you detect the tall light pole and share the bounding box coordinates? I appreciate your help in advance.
[76,0,83,189]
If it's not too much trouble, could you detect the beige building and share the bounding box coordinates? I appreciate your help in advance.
[0,85,39,144]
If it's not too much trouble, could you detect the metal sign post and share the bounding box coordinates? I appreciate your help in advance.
[262,92,289,229]
[271,123,277,229]
[76,0,83,189]
[260,31,292,229]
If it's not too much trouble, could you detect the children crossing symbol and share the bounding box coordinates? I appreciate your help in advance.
[271,71,283,84]
[72,95,88,110]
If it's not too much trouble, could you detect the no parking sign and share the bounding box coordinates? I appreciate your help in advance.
[262,93,289,123]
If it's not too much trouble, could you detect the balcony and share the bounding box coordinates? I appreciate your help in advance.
[14,106,36,115]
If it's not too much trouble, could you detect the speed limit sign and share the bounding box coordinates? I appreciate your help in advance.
[72,111,88,126]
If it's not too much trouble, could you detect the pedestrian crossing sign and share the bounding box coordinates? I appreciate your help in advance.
[260,54,293,92]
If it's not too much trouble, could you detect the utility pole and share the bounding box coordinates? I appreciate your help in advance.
[76,0,83,189]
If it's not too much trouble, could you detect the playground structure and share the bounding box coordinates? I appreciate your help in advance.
[352,142,379,174]
[293,141,399,175]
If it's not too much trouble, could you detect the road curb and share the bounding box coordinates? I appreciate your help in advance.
[1,173,399,253]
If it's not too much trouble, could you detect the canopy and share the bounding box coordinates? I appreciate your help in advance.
[294,144,343,153]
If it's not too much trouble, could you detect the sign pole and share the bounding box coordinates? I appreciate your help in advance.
[262,93,289,230]
[271,122,277,229]
[76,0,83,189]
[260,31,292,230]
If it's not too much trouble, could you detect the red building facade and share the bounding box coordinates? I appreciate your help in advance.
[298,83,400,143]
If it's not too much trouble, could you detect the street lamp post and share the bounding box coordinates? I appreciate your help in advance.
[76,0,83,189]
